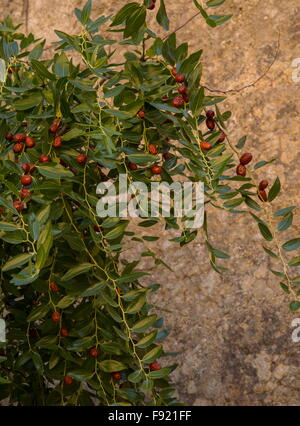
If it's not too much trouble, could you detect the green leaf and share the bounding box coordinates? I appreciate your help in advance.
[244,196,261,211]
[190,87,204,116]
[0,377,11,384]
[105,223,128,241]
[178,50,202,75]
[31,352,44,375]
[206,0,226,6]
[105,109,132,119]
[27,305,50,322]
[124,7,146,39]
[2,253,33,272]
[209,14,233,26]
[136,330,158,348]
[274,206,296,217]
[282,238,300,251]
[62,128,84,141]
[236,136,247,149]
[31,60,56,81]
[38,164,73,179]
[28,41,44,60]
[126,294,146,314]
[148,367,174,379]
[162,32,176,65]
[54,31,80,52]
[81,0,92,24]
[193,0,208,19]
[142,378,154,390]
[68,370,93,382]
[279,282,290,294]
[270,269,284,277]
[211,248,230,259]
[36,205,51,226]
[253,158,276,170]
[0,222,19,232]
[53,53,70,77]
[289,301,300,312]
[127,153,157,165]
[277,212,293,232]
[223,198,244,208]
[98,360,127,373]
[14,93,42,110]
[132,314,157,333]
[127,370,144,383]
[110,3,140,26]
[101,342,122,355]
[36,221,53,270]
[141,345,162,363]
[67,336,95,352]
[79,281,107,297]
[57,295,75,309]
[36,335,57,348]
[268,177,281,202]
[262,246,278,259]
[258,222,273,241]
[61,263,94,281]
[156,0,169,31]
[288,257,300,267]
[117,272,147,284]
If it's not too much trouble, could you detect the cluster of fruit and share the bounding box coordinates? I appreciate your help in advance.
[45,288,161,386]
[62,361,161,387]
[235,152,269,201]
[132,112,176,175]
[200,110,226,151]
[4,119,89,213]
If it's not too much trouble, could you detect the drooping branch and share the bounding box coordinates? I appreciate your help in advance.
[203,31,281,95]
[162,12,201,41]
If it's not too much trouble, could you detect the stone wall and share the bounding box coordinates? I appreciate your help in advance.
[1,0,300,405]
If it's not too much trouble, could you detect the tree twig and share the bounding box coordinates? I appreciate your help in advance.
[203,31,281,94]
[162,12,201,41]
[22,0,29,34]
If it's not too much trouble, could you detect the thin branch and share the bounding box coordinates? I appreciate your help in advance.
[162,12,201,41]
[22,0,29,34]
[203,31,281,94]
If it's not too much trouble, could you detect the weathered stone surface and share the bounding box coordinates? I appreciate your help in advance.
[2,0,300,406]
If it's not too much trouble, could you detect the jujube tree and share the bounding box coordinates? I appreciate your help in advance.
[0,0,299,406]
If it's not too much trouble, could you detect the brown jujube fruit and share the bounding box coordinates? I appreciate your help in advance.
[13,143,23,153]
[200,141,212,151]
[172,96,184,108]
[20,175,32,186]
[258,189,268,202]
[206,119,215,131]
[206,110,215,119]
[25,137,35,148]
[236,164,246,177]
[149,362,161,371]
[217,132,226,143]
[149,144,158,155]
[111,372,121,380]
[259,180,269,190]
[239,153,253,166]
[52,312,60,323]
[151,165,162,175]
[64,376,73,386]
[128,162,138,171]
[60,328,69,338]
